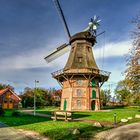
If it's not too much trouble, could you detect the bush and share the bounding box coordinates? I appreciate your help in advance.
[0,107,5,116]
[12,110,20,116]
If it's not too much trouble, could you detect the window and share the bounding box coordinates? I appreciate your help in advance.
[10,100,13,103]
[72,47,74,52]
[77,89,82,96]
[77,100,81,108]
[87,46,90,52]
[4,100,7,103]
[76,80,82,85]
[78,57,82,63]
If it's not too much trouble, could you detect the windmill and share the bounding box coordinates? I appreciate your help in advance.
[45,0,110,111]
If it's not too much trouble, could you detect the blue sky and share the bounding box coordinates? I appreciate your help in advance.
[0,0,139,94]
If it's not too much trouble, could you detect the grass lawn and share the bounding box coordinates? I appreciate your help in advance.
[36,106,59,115]
[36,106,140,123]
[0,107,140,140]
[73,107,140,123]
[0,110,107,140]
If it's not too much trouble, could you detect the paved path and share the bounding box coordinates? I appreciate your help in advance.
[0,122,30,140]
[0,122,48,140]
[21,109,51,118]
[94,122,140,140]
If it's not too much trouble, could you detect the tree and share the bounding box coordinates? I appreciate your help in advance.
[20,88,34,108]
[115,80,131,105]
[20,87,49,108]
[100,89,111,106]
[20,87,61,108]
[0,83,14,91]
[124,15,140,104]
[51,89,62,106]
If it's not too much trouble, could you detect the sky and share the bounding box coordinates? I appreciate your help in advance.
[0,0,139,95]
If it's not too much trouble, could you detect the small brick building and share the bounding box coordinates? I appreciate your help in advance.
[0,88,21,109]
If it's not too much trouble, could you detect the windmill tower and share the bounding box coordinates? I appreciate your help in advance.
[45,0,110,111]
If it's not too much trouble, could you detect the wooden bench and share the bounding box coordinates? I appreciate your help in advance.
[51,111,72,121]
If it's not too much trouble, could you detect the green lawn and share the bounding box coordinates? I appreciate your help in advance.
[0,107,140,140]
[0,110,107,140]
[73,107,140,123]
[36,106,140,123]
[36,106,59,115]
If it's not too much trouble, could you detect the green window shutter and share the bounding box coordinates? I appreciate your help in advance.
[92,80,96,87]
[92,90,96,99]
[63,99,67,110]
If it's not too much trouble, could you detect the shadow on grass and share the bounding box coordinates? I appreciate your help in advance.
[72,113,91,119]
[0,110,51,127]
[102,105,125,110]
[43,125,108,140]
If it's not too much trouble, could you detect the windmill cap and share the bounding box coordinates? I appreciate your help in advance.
[70,31,96,45]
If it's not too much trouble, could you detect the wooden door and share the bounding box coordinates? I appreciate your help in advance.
[2,103,8,109]
[9,103,13,109]
[91,100,95,110]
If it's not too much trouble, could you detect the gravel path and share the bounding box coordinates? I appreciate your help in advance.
[94,122,140,140]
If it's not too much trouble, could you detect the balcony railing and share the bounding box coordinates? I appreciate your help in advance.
[51,68,111,78]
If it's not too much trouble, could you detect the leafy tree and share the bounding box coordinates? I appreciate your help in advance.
[0,83,14,91]
[51,89,62,106]
[20,88,34,108]
[100,89,111,106]
[20,87,62,108]
[124,15,140,104]
[115,80,131,105]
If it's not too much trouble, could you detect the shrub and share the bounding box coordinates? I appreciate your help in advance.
[12,110,20,116]
[0,107,5,116]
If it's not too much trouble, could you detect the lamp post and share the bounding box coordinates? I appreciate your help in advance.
[114,113,116,128]
[34,80,39,116]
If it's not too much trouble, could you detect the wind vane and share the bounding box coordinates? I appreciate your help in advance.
[83,15,101,36]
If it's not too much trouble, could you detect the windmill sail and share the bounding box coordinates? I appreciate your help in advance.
[44,43,70,63]
[53,0,71,39]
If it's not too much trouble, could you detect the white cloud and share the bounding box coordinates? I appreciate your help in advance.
[0,39,132,71]
[94,40,133,59]
[0,39,132,94]
[0,38,68,70]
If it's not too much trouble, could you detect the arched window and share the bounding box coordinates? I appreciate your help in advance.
[77,100,81,108]
[77,89,82,96]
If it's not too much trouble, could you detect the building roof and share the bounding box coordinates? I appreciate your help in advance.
[0,88,21,101]
[64,32,98,71]
[0,88,8,95]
